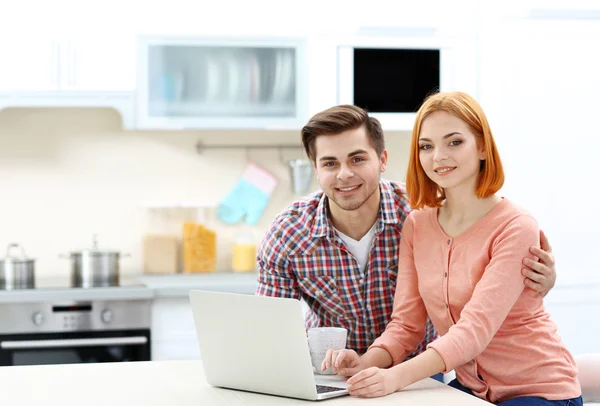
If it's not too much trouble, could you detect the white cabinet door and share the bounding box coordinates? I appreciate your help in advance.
[64,34,136,91]
[151,297,201,361]
[0,35,134,92]
[352,0,480,37]
[0,34,135,126]
[0,38,58,91]
[136,37,308,130]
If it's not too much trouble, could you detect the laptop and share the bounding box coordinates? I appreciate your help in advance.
[189,290,349,401]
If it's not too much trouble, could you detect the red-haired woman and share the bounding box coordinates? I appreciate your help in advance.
[322,92,582,406]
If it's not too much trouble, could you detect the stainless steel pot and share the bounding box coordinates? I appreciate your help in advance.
[0,243,35,290]
[63,235,129,288]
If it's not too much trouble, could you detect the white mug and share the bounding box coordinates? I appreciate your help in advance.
[307,327,348,375]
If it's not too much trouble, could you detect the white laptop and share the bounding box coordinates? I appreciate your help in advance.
[189,290,349,401]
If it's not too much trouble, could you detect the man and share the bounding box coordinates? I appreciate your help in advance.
[256,105,556,371]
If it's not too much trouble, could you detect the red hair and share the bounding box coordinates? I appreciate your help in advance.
[406,92,504,209]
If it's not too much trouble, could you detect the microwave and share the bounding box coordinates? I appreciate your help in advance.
[337,36,477,130]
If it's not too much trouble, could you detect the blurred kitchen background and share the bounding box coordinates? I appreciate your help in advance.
[0,0,598,366]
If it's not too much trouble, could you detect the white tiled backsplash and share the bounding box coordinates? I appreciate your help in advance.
[0,107,411,276]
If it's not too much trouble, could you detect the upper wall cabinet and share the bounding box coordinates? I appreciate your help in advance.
[335,0,480,39]
[0,34,136,128]
[58,36,136,92]
[0,38,60,91]
[0,35,135,92]
[135,37,308,130]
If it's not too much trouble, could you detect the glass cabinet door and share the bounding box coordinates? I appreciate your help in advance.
[137,38,306,129]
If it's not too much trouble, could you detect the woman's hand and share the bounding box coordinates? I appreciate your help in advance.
[346,367,401,398]
[321,349,366,376]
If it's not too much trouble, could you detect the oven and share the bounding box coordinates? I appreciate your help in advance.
[0,299,151,366]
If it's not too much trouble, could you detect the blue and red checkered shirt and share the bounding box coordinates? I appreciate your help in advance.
[256,179,437,357]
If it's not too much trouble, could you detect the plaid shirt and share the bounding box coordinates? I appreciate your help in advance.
[256,179,437,357]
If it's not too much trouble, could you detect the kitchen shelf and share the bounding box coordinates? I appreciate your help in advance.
[195,140,303,153]
[148,101,296,118]
[195,141,305,164]
[140,201,217,209]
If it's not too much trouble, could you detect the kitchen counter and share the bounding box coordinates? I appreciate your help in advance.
[0,278,153,303]
[138,272,258,297]
[0,272,258,303]
[0,360,488,405]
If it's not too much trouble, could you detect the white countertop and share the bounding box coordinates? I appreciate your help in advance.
[1,271,597,305]
[0,278,153,303]
[138,272,258,297]
[0,272,258,303]
[0,360,488,405]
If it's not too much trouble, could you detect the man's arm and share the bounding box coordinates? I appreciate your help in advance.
[255,225,299,299]
[522,229,556,297]
[368,214,429,366]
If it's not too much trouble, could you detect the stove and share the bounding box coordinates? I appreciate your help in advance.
[0,276,152,366]
[0,275,152,302]
[2,275,146,290]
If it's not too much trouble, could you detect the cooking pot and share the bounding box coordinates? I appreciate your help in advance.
[62,235,129,288]
[0,243,35,290]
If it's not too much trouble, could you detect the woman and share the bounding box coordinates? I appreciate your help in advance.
[322,92,582,405]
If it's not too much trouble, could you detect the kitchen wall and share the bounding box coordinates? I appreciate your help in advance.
[0,0,598,357]
[0,107,412,277]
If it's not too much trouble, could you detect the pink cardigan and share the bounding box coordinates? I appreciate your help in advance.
[371,198,581,403]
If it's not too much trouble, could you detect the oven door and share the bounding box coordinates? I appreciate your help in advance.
[0,329,151,366]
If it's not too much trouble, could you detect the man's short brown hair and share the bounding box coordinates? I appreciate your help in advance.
[301,105,385,162]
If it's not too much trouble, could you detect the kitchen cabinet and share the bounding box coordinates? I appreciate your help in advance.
[136,36,308,130]
[151,297,201,361]
[0,34,135,92]
[304,0,481,130]
[0,91,135,129]
[0,34,136,128]
[350,0,480,38]
[146,273,258,361]
[0,38,59,92]
[57,36,136,92]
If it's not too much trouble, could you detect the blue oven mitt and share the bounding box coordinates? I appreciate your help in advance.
[217,163,278,225]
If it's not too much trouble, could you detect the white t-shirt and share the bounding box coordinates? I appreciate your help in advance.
[334,223,377,272]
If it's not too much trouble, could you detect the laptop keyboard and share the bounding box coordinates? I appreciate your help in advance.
[316,384,345,394]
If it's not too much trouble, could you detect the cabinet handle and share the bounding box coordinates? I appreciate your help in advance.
[68,41,76,87]
[50,41,59,88]
[73,42,78,86]
[58,41,64,88]
[1,336,148,349]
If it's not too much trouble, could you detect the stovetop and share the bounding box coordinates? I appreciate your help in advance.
[0,275,146,291]
[0,276,153,305]
[20,276,146,290]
